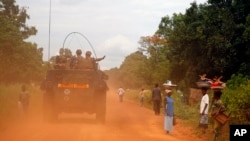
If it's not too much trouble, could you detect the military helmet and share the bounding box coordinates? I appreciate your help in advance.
[76,49,82,55]
[86,51,92,56]
[59,48,64,55]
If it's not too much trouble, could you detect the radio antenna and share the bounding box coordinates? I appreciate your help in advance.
[48,0,51,60]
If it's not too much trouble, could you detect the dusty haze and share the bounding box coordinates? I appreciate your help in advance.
[0,81,208,141]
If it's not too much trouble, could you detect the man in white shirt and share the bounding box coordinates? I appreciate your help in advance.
[117,87,125,102]
[199,87,209,133]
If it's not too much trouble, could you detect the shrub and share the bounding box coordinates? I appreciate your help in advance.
[0,84,43,122]
[222,74,250,124]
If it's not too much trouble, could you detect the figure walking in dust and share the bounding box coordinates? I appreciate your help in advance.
[19,85,30,118]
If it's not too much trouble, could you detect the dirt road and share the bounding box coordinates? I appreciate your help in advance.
[0,85,208,141]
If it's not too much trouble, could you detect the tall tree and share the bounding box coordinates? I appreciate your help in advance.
[156,3,207,87]
[138,35,170,85]
[228,0,250,78]
[0,0,43,84]
[155,1,248,87]
[119,51,148,88]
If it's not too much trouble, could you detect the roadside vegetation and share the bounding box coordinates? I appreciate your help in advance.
[1,1,250,140]
[104,1,250,140]
[121,74,250,141]
[0,84,43,123]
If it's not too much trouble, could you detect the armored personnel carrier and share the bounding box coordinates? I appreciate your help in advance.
[41,32,108,122]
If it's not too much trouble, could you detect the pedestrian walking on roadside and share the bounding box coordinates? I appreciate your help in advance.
[211,90,226,139]
[152,83,162,115]
[139,88,145,106]
[164,88,174,134]
[117,86,125,102]
[199,87,209,133]
[18,85,30,118]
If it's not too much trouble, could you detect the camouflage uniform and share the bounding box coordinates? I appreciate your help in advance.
[74,49,85,69]
[84,51,105,70]
[55,48,68,69]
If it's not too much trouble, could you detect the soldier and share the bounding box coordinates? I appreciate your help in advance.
[84,51,105,70]
[74,49,85,69]
[54,48,67,69]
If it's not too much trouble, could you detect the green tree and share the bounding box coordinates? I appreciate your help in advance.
[138,35,170,85]
[227,0,250,78]
[156,4,207,88]
[156,1,250,86]
[223,74,250,124]
[119,51,148,88]
[0,0,43,84]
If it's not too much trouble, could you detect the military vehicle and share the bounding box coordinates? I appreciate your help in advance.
[41,32,108,122]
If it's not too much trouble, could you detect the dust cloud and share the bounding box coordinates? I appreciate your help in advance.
[0,82,207,141]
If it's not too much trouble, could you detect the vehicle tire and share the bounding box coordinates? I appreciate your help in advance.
[43,92,58,122]
[95,90,106,123]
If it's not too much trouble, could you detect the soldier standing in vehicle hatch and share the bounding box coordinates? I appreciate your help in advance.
[84,51,105,70]
[55,48,67,69]
[74,49,85,69]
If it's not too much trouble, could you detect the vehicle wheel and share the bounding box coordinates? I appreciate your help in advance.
[95,90,106,123]
[43,92,58,122]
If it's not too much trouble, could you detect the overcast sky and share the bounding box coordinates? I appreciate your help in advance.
[16,0,207,70]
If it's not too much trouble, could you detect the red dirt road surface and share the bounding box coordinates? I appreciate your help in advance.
[0,85,208,141]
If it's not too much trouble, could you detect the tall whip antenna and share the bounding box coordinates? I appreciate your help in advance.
[48,0,51,60]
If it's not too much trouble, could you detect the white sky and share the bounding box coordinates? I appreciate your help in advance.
[16,0,207,70]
